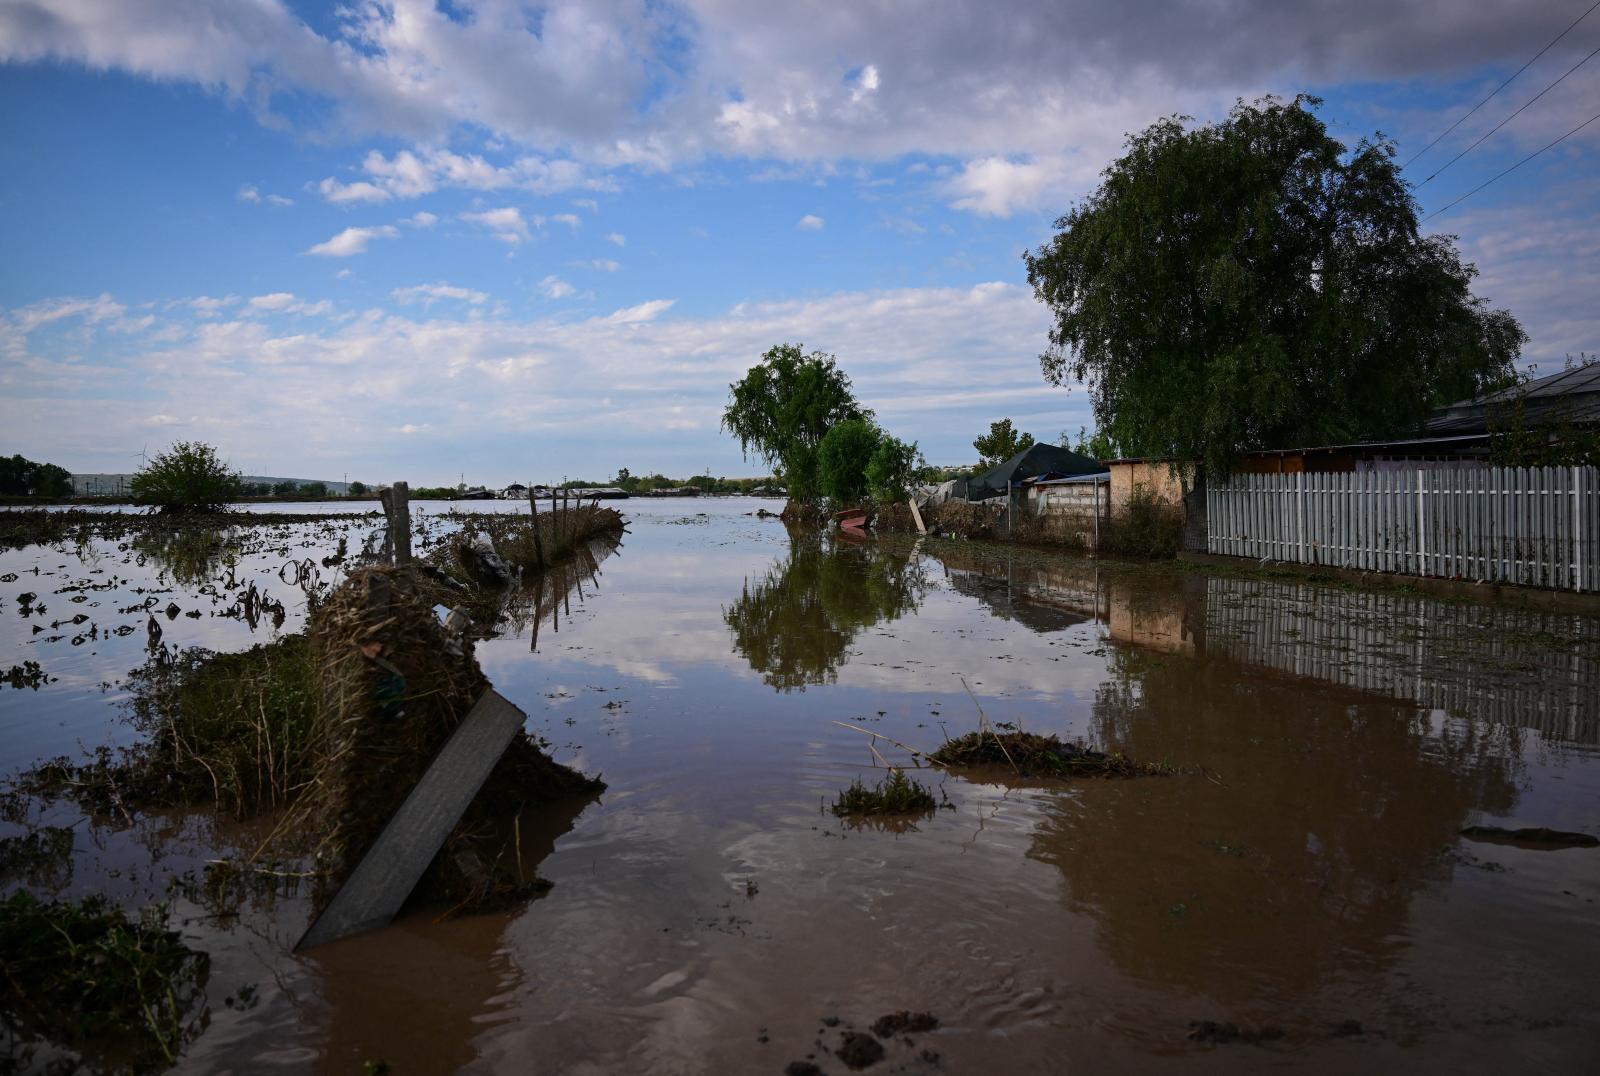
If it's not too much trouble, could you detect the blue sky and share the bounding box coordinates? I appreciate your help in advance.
[2,1,1596,486]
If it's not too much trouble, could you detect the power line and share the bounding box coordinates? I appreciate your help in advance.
[1403,0,1600,168]
[1420,40,1600,185]
[1422,107,1600,222]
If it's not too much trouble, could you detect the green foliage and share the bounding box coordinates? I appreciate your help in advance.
[973,419,1035,468]
[865,434,924,504]
[818,418,881,505]
[0,890,209,1067]
[1100,483,1183,558]
[1025,95,1525,480]
[271,480,297,496]
[1065,426,1119,461]
[0,454,74,497]
[130,441,241,512]
[722,343,868,504]
[348,480,368,496]
[832,770,938,816]
[298,481,329,498]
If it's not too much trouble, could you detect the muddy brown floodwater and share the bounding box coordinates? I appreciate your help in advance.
[3,498,1599,1073]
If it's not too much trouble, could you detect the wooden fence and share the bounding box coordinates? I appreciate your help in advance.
[1206,466,1600,591]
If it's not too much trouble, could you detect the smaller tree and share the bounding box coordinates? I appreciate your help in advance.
[271,480,297,496]
[974,419,1035,468]
[865,435,923,504]
[299,481,329,498]
[818,419,881,505]
[129,441,241,513]
[348,480,368,497]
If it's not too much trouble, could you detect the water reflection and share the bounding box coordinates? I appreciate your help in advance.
[307,792,599,1075]
[929,545,1600,746]
[1025,645,1521,1001]
[132,526,236,587]
[723,527,928,691]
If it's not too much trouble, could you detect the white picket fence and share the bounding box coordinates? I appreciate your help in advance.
[1206,466,1600,591]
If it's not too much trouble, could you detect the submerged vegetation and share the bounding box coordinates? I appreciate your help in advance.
[832,770,940,817]
[0,891,209,1070]
[930,730,1175,779]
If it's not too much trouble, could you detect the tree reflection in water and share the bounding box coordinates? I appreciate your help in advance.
[724,526,928,691]
[1026,640,1523,1003]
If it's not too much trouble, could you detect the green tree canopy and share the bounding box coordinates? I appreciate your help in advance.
[722,344,868,504]
[348,480,368,496]
[0,454,73,498]
[818,419,881,505]
[865,434,923,504]
[130,441,241,513]
[973,419,1035,468]
[1024,95,1524,480]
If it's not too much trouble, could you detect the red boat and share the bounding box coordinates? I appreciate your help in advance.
[832,508,868,532]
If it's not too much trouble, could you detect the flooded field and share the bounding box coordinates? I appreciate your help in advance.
[3,498,1599,1073]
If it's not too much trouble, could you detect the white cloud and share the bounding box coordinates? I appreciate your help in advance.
[143,414,182,427]
[247,292,333,316]
[606,232,626,247]
[461,207,533,245]
[391,282,489,308]
[588,259,622,272]
[943,155,1084,217]
[11,293,126,334]
[540,276,576,299]
[304,224,400,257]
[607,299,674,323]
[317,176,390,204]
[240,183,293,206]
[335,268,353,279]
[401,211,438,228]
[2,280,1074,476]
[551,212,582,230]
[797,214,824,230]
[572,198,599,212]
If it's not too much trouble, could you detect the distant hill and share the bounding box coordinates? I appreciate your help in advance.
[70,473,351,496]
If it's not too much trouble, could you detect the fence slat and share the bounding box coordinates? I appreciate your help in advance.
[1206,464,1598,591]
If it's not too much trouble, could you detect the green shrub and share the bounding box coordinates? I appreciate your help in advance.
[130,441,241,513]
[832,770,938,816]
[1100,483,1183,558]
[818,418,881,505]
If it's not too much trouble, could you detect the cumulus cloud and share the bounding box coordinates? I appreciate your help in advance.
[317,176,390,204]
[247,292,332,315]
[607,231,626,246]
[7,0,1591,182]
[796,214,824,230]
[461,207,534,244]
[0,279,1068,476]
[540,275,576,299]
[304,224,399,257]
[401,211,438,228]
[551,213,582,230]
[391,282,489,308]
[944,155,1086,217]
[588,259,622,272]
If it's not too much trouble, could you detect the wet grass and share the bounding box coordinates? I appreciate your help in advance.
[23,634,319,819]
[0,891,208,1070]
[929,731,1174,778]
[832,770,938,817]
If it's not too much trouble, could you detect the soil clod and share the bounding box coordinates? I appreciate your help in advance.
[834,1030,885,1069]
[870,1011,939,1039]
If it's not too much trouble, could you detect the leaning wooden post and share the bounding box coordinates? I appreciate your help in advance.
[379,481,413,566]
[527,486,547,570]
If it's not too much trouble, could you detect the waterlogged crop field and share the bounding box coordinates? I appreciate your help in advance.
[3,498,1599,1074]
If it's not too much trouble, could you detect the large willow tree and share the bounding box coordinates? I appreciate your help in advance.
[1024,95,1525,480]
[722,344,867,504]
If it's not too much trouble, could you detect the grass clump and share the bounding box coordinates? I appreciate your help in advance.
[832,770,939,817]
[25,635,319,819]
[929,731,1173,779]
[0,891,208,1070]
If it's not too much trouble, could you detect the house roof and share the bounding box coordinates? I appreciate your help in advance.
[1427,364,1600,435]
[968,443,1103,496]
